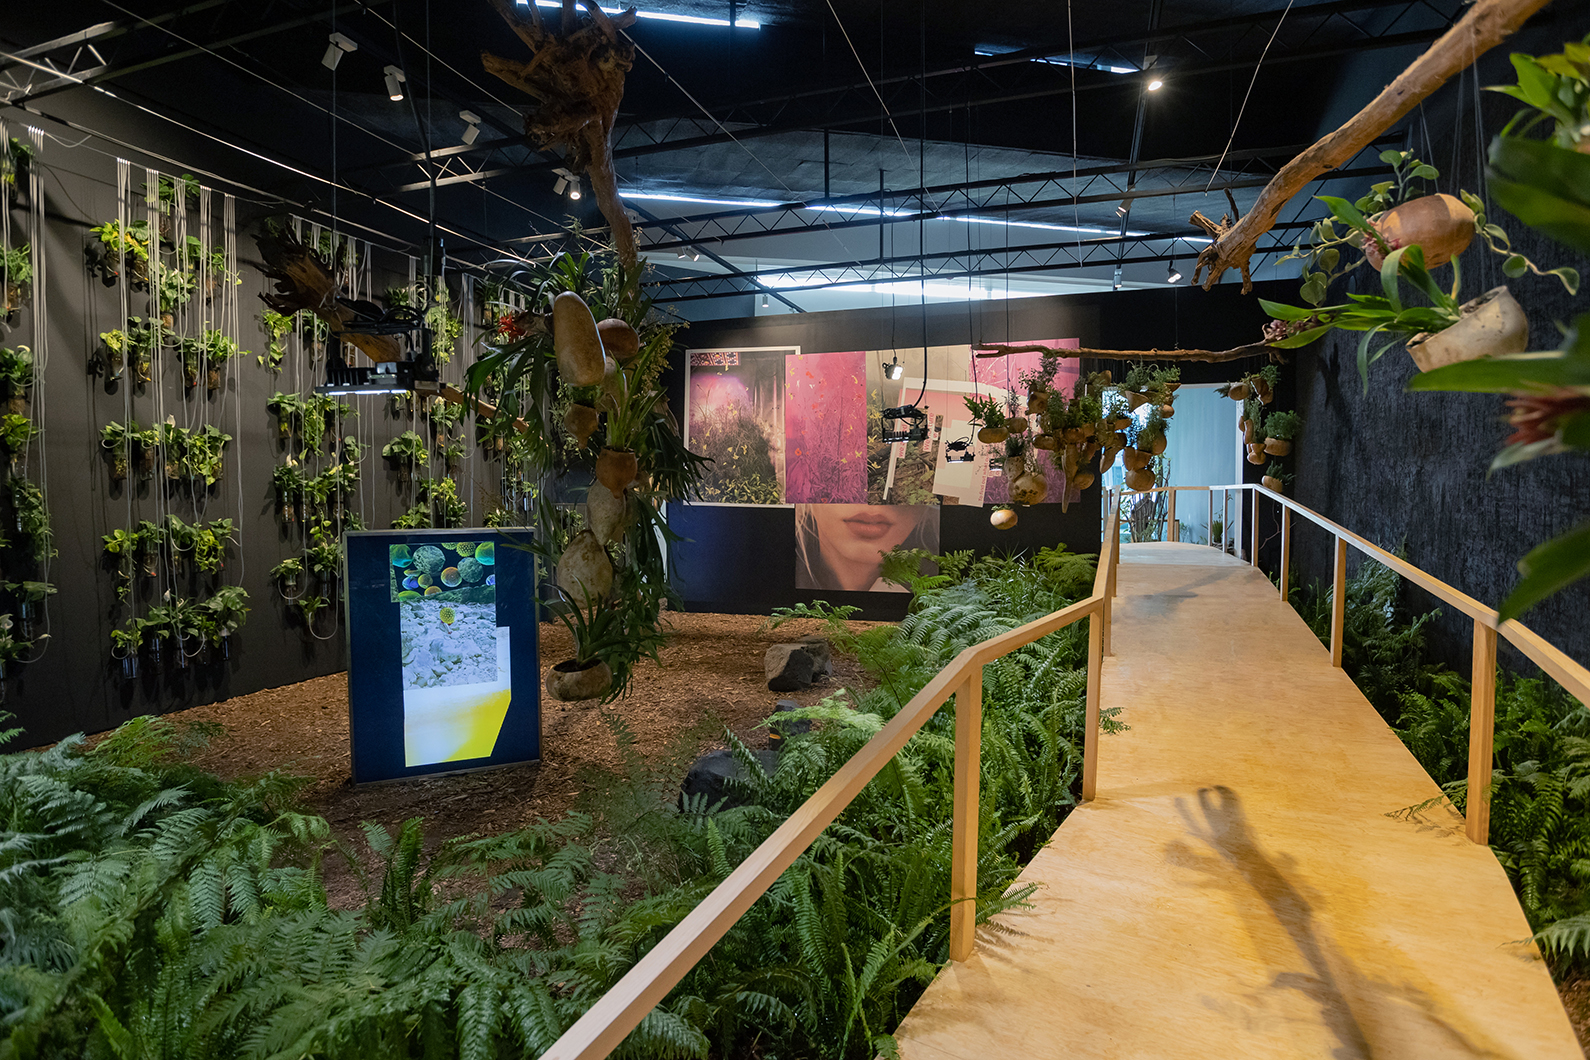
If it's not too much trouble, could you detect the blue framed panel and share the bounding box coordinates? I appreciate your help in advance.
[344,528,540,783]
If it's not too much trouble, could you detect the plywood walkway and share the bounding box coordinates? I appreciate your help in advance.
[895,541,1580,1060]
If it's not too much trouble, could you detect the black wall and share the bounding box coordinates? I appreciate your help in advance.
[1291,12,1590,672]
[665,285,1276,618]
[5,140,506,746]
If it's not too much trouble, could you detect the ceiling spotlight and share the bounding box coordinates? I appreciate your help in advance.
[761,292,770,308]
[885,356,904,380]
[567,179,582,201]
[323,32,357,71]
[1166,261,1182,284]
[690,250,700,261]
[459,109,481,146]
[1115,201,1130,217]
[676,249,687,259]
[1147,78,1164,91]
[383,64,406,101]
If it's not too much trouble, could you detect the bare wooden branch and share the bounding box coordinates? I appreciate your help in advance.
[974,342,1283,363]
[485,0,637,267]
[1192,0,1556,292]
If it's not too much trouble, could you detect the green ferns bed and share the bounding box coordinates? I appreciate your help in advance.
[1294,560,1590,970]
[0,545,1111,1060]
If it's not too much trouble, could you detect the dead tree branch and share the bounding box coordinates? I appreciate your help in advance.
[1192,0,1555,292]
[974,342,1284,363]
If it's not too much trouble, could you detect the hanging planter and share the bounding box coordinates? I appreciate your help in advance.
[976,426,1008,444]
[1263,474,1285,493]
[597,317,640,363]
[1363,193,1475,270]
[1246,443,1267,465]
[1227,381,1250,401]
[595,447,638,493]
[563,403,600,448]
[1405,286,1529,372]
[1032,433,1059,451]
[552,291,606,386]
[557,530,614,606]
[1121,448,1151,472]
[1124,466,1156,491]
[989,507,1018,530]
[547,658,613,701]
[1264,437,1292,456]
[1009,471,1048,505]
[1005,415,1029,434]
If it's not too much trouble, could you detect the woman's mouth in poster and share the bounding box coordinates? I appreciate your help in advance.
[842,511,897,541]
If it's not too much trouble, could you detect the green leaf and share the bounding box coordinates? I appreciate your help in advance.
[1300,280,1327,306]
[1269,322,1338,349]
[1357,323,1391,393]
[1487,137,1590,255]
[1549,266,1581,295]
[1504,253,1528,277]
[1380,149,1405,165]
[1500,520,1590,621]
[1318,195,1377,240]
[1258,298,1317,321]
[1412,164,1439,180]
[1318,247,1340,272]
[1489,437,1560,471]
[1559,408,1590,450]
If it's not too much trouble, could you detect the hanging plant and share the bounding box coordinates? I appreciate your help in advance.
[103,529,138,600]
[8,478,52,561]
[0,414,37,469]
[267,391,308,440]
[259,310,295,371]
[1,244,31,321]
[109,618,144,678]
[271,557,305,598]
[134,520,165,577]
[271,461,305,522]
[86,219,152,286]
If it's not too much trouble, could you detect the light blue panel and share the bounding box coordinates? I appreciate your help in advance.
[1163,385,1239,545]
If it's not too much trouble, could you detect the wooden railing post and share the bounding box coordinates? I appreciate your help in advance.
[1207,489,1214,548]
[1279,505,1292,602]
[1167,488,1178,542]
[1222,490,1230,554]
[949,669,983,961]
[1250,488,1260,568]
[1330,536,1347,668]
[1083,604,1103,802]
[1467,621,1498,844]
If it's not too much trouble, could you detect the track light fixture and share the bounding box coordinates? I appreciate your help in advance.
[1146,77,1164,91]
[676,249,687,259]
[568,180,581,200]
[551,167,581,200]
[1166,261,1182,284]
[885,356,904,380]
[383,64,406,101]
[761,292,770,308]
[1115,201,1130,217]
[323,32,357,71]
[459,110,481,146]
[691,249,700,261]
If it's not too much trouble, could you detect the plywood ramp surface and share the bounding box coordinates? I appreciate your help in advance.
[894,542,1579,1060]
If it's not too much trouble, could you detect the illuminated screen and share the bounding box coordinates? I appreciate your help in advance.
[344,530,540,783]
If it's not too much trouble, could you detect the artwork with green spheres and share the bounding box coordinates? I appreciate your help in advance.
[458,557,484,584]
[412,544,446,575]
[453,541,476,557]
[441,566,462,587]
[423,585,442,595]
[390,544,412,567]
[396,590,422,602]
[474,542,494,565]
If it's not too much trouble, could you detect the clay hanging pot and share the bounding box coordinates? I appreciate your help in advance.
[1112,417,1132,431]
[1159,404,1175,418]
[564,403,600,448]
[1124,467,1156,491]
[1061,427,1085,445]
[1122,448,1151,472]
[1009,471,1048,505]
[1228,382,1251,401]
[547,658,613,701]
[1003,452,1027,482]
[557,530,613,605]
[1032,433,1060,451]
[1262,475,1285,493]
[977,426,1008,444]
[596,317,640,363]
[595,447,638,494]
[1364,192,1476,270]
[1072,470,1096,491]
[552,291,606,386]
[1264,437,1292,456]
[1241,418,1258,445]
[1099,446,1121,473]
[1254,377,1274,404]
[1147,433,1167,456]
[990,508,1018,530]
[1246,443,1267,465]
[1006,415,1029,434]
[586,482,630,544]
[1124,390,1149,410]
[1026,393,1050,416]
[1406,286,1528,372]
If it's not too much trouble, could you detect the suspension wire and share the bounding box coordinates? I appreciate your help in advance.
[25,125,53,659]
[1204,0,1297,192]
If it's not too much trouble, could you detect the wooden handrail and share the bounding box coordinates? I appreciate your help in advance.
[537,497,1123,1060]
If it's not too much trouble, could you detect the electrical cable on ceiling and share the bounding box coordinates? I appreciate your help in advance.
[1204,0,1296,192]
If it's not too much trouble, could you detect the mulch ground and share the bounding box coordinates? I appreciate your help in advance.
[176,611,882,907]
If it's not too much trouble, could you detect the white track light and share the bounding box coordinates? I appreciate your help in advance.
[1115,201,1130,217]
[1166,261,1182,284]
[568,180,582,200]
[323,32,357,70]
[459,110,481,145]
[885,356,904,380]
[383,65,406,101]
[1147,77,1164,91]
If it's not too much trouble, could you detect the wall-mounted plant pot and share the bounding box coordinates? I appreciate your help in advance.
[1254,378,1273,404]
[1262,475,1284,493]
[990,507,1018,530]
[1124,390,1150,410]
[1263,437,1292,456]
[1228,382,1250,401]
[1406,286,1528,372]
[1246,443,1267,465]
[1026,394,1050,416]
[547,658,612,701]
[976,426,1008,444]
[1146,433,1167,456]
[1240,418,1257,444]
[1364,193,1475,270]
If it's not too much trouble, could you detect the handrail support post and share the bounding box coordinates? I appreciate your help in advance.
[1279,506,1292,603]
[1250,488,1259,568]
[1330,536,1347,669]
[949,669,983,961]
[1467,621,1498,844]
[1083,603,1103,802]
[1167,487,1178,542]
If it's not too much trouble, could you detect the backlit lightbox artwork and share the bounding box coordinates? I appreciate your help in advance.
[345,530,540,782]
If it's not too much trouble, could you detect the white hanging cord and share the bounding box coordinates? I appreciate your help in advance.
[25,125,52,658]
[226,192,244,583]
[1204,0,1297,192]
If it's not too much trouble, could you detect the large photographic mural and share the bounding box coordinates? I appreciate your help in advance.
[683,339,1078,590]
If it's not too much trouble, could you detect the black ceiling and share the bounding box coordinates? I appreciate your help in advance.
[0,0,1543,286]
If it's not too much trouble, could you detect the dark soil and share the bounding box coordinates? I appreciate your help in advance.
[175,611,882,908]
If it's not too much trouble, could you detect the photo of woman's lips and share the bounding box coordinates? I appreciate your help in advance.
[841,510,898,541]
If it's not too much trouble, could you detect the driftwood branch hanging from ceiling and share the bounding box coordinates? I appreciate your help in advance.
[973,342,1283,363]
[254,228,531,431]
[1191,0,1556,292]
[482,0,638,269]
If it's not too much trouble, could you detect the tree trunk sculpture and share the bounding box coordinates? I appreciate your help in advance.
[974,342,1282,363]
[482,0,638,269]
[1192,0,1556,291]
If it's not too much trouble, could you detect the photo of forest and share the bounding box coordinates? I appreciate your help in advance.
[686,348,789,504]
[785,350,867,503]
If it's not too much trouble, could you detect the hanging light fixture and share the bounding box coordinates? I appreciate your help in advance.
[567,178,582,200]
[885,355,904,380]
[459,110,481,146]
[323,32,357,70]
[383,65,406,101]
[1166,261,1182,284]
[761,292,770,308]
[1146,77,1164,91]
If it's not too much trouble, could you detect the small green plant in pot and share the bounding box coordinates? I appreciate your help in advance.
[546,590,626,701]
[1262,410,1301,456]
[964,393,1008,443]
[1262,461,1293,495]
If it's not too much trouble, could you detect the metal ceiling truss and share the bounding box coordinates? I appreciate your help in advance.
[338,0,1457,191]
[643,226,1317,304]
